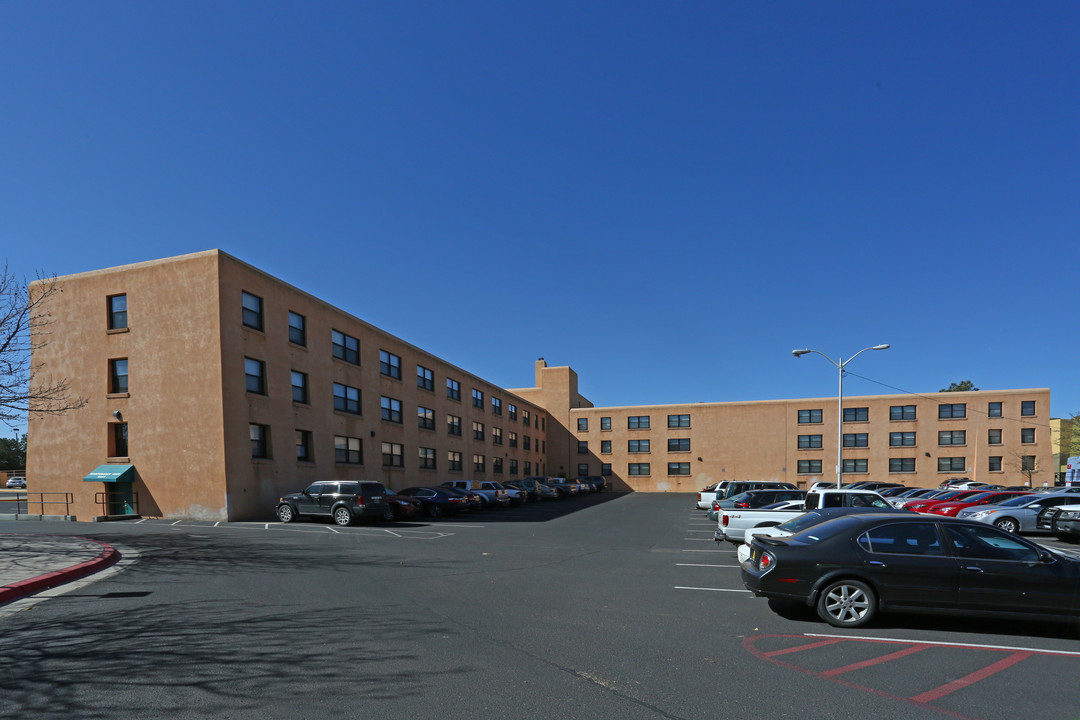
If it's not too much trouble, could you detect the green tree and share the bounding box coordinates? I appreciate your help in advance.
[1068,413,1080,457]
[0,433,26,470]
[940,380,979,392]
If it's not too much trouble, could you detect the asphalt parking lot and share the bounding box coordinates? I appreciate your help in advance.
[4,493,1080,720]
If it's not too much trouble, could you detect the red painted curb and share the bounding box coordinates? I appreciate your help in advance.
[0,538,120,606]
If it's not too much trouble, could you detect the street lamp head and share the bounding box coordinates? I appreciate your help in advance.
[792,349,811,357]
[872,344,890,351]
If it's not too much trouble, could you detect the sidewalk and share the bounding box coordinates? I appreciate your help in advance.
[0,534,120,605]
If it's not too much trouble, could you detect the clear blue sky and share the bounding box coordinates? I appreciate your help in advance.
[2,2,1077,434]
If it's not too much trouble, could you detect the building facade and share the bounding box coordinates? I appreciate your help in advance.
[26,250,1054,521]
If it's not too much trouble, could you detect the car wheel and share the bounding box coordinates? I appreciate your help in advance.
[427,503,443,518]
[993,517,1019,533]
[276,504,296,523]
[333,507,354,527]
[382,507,396,522]
[817,579,876,628]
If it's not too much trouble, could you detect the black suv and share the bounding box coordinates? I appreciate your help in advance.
[276,481,390,526]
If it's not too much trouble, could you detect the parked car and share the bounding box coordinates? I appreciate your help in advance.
[382,489,423,521]
[442,480,510,508]
[542,477,577,497]
[5,476,26,489]
[886,488,942,508]
[397,486,471,517]
[439,486,484,511]
[956,493,1080,533]
[924,491,1032,517]
[743,514,1080,628]
[716,489,892,542]
[484,480,527,505]
[718,481,797,501]
[276,481,390,526]
[513,478,559,500]
[735,505,911,562]
[904,489,986,513]
[578,476,606,492]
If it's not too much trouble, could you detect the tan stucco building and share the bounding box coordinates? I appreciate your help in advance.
[27,250,1054,520]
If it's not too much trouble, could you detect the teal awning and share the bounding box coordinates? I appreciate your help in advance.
[83,464,135,483]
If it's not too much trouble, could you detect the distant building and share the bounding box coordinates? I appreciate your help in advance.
[1051,417,1076,483]
[27,250,1054,520]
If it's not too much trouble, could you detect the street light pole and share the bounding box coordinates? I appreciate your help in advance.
[792,344,890,489]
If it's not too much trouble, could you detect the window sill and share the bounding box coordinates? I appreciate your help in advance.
[106,457,130,463]
[242,325,265,335]
[106,393,130,400]
[251,458,273,464]
[106,328,130,335]
[288,342,308,351]
[797,447,823,452]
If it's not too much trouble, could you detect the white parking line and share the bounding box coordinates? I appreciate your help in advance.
[682,548,727,552]
[684,538,715,541]
[675,586,751,593]
[804,633,1080,657]
[686,530,715,533]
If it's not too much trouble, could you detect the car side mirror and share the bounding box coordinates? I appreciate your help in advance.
[1039,550,1054,564]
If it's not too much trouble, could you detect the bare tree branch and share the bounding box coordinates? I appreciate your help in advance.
[0,262,88,424]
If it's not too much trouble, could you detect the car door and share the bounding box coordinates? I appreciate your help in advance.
[316,483,340,515]
[943,524,1080,616]
[856,521,960,609]
[296,484,324,515]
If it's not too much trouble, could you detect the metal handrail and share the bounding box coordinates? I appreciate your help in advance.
[94,491,140,516]
[0,492,73,516]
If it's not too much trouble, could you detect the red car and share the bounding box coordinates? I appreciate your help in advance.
[905,489,987,513]
[926,491,1033,517]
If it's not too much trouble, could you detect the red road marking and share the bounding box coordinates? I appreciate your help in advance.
[822,643,930,677]
[909,651,1032,703]
[762,638,844,657]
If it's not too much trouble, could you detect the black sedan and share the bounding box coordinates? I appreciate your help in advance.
[742,514,1080,628]
[397,487,472,517]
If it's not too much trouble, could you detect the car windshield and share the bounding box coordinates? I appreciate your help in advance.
[788,516,864,544]
[962,492,996,502]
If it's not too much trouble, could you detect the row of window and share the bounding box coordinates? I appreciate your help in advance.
[796,455,1037,474]
[797,401,1037,424]
[577,439,692,454]
[576,414,691,432]
[797,428,1037,448]
[249,424,545,475]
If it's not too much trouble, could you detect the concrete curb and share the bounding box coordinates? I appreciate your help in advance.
[0,538,121,606]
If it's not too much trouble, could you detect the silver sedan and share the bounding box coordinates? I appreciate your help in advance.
[956,492,1080,533]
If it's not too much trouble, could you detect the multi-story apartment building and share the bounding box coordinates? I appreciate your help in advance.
[26,250,1053,521]
[27,251,549,521]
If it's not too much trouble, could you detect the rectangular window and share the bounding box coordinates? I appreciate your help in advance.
[419,447,436,470]
[492,427,502,445]
[109,358,129,394]
[938,430,966,446]
[291,371,309,404]
[241,291,263,330]
[288,311,306,346]
[798,409,823,424]
[939,403,966,419]
[522,410,531,427]
[472,389,484,409]
[417,365,434,391]
[523,435,531,451]
[493,458,504,474]
[668,462,690,476]
[889,405,916,421]
[380,350,401,379]
[296,430,312,462]
[472,421,485,441]
[509,431,518,448]
[601,416,612,431]
[797,459,822,474]
[988,456,1002,472]
[667,414,690,428]
[889,432,916,447]
[601,463,611,476]
[334,435,362,464]
[1021,400,1036,416]
[798,434,822,449]
[447,378,461,401]
[492,397,502,415]
[628,463,651,476]
[382,442,404,467]
[577,463,589,477]
[333,383,361,414]
[381,396,402,423]
[843,433,868,448]
[1021,428,1035,444]
[508,403,517,420]
[107,294,127,330]
[447,414,462,436]
[509,459,518,475]
[473,454,486,473]
[842,458,868,474]
[938,457,966,472]
[988,402,1002,418]
[448,451,462,471]
[578,441,588,454]
[1022,455,1036,471]
[250,423,269,459]
[418,406,435,430]
[332,330,359,364]
[668,438,691,452]
[843,407,869,422]
[889,458,915,473]
[628,415,650,430]
[578,418,588,431]
[987,428,1002,445]
[628,439,650,453]
[524,461,532,475]
[601,440,611,454]
[110,422,128,458]
[244,357,265,394]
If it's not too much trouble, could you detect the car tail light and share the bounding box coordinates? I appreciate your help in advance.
[735,502,749,508]
[759,552,775,572]
[357,497,366,507]
[712,501,720,511]
[722,514,729,527]
[698,493,702,501]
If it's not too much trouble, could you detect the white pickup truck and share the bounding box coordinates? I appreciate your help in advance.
[714,488,892,544]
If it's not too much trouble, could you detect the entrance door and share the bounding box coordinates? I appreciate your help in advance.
[108,482,136,515]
